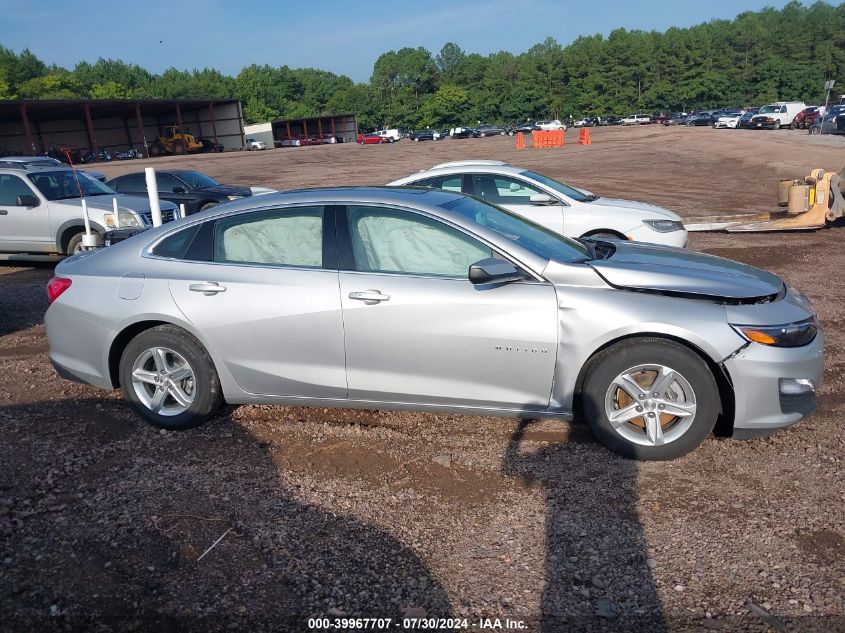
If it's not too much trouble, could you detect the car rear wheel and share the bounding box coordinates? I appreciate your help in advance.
[810,126,821,135]
[581,338,719,460]
[119,325,223,430]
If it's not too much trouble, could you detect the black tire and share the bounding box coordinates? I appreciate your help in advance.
[65,232,84,256]
[173,140,187,155]
[772,120,781,130]
[584,231,624,240]
[810,126,821,135]
[119,325,223,430]
[507,131,514,136]
[790,121,798,130]
[200,201,219,211]
[581,338,719,460]
[149,143,163,157]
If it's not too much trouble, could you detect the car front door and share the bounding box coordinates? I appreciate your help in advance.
[466,173,565,235]
[168,205,347,398]
[0,174,50,252]
[337,204,557,411]
[157,174,196,211]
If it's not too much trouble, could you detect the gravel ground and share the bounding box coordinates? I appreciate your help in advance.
[1,126,843,632]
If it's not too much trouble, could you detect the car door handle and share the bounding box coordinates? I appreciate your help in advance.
[0,210,7,215]
[349,290,390,304]
[189,282,227,295]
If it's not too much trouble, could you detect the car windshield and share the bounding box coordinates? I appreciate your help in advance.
[176,171,219,189]
[757,105,780,114]
[519,170,595,202]
[28,170,115,200]
[440,195,591,264]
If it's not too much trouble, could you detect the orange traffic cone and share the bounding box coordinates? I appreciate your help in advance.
[516,131,525,150]
[578,128,592,145]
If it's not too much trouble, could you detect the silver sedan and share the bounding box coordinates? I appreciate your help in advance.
[45,188,823,460]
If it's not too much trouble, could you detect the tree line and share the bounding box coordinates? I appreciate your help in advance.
[1,1,843,131]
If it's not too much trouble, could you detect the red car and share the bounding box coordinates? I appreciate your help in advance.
[357,133,385,145]
[792,106,822,129]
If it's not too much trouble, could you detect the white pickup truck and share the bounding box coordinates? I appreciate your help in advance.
[375,129,401,143]
[621,114,652,125]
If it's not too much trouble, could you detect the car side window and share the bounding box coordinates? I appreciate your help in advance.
[214,206,324,268]
[470,174,543,204]
[114,174,144,192]
[156,174,181,193]
[415,175,463,193]
[347,205,491,278]
[0,174,35,206]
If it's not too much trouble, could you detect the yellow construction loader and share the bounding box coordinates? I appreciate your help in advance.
[687,167,845,232]
[147,126,205,157]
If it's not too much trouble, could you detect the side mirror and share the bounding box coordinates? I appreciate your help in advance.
[529,193,555,205]
[172,186,187,194]
[469,258,525,285]
[16,194,39,207]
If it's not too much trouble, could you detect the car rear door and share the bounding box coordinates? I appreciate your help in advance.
[0,173,51,252]
[337,203,557,411]
[167,205,347,398]
[465,173,565,235]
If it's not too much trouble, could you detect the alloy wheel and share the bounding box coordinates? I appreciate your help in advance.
[131,347,196,416]
[604,363,697,447]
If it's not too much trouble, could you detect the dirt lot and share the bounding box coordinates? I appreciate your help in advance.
[1,126,844,631]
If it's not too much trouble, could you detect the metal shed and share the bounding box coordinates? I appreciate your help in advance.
[0,98,245,157]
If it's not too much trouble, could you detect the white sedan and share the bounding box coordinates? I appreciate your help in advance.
[388,160,687,247]
[713,112,743,129]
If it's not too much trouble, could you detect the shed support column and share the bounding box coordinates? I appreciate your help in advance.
[331,117,336,139]
[318,118,323,139]
[302,119,308,139]
[286,121,291,141]
[84,103,98,155]
[135,104,150,158]
[209,103,219,148]
[20,104,36,154]
[176,103,183,128]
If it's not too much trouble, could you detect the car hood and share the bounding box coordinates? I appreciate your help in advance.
[587,241,783,300]
[200,185,253,197]
[586,197,682,222]
[55,195,177,214]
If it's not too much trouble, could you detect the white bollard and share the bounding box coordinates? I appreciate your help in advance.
[80,199,99,249]
[144,167,163,227]
[179,203,186,219]
[112,197,120,229]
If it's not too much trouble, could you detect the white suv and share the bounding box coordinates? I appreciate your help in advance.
[0,162,178,256]
[245,138,267,150]
[388,161,687,247]
[535,119,566,131]
[621,114,652,125]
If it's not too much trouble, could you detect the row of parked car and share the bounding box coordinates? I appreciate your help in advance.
[357,121,572,144]
[30,156,823,461]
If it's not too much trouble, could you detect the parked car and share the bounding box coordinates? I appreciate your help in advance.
[357,133,385,145]
[712,111,743,129]
[0,155,106,182]
[535,119,566,131]
[507,122,537,135]
[749,102,806,130]
[45,187,823,461]
[450,127,478,139]
[0,162,178,255]
[108,170,252,214]
[685,113,716,126]
[600,116,622,126]
[792,106,824,130]
[808,105,845,135]
[650,114,670,124]
[664,113,689,126]
[621,114,652,125]
[375,129,401,143]
[476,124,508,137]
[409,129,441,142]
[199,138,224,153]
[387,160,687,247]
[736,108,760,129]
[245,138,267,151]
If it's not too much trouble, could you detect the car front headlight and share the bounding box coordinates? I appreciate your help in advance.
[104,213,140,228]
[643,219,685,233]
[731,316,818,347]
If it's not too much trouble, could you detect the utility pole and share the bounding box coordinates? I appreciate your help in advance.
[822,79,835,135]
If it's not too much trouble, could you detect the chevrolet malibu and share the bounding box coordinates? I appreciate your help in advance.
[45,188,822,460]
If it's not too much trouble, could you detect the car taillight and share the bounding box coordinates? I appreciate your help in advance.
[47,277,72,304]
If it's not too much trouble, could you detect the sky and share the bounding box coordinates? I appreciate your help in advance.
[0,0,795,82]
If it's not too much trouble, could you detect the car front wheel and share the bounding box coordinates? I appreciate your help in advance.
[581,338,719,460]
[119,325,223,430]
